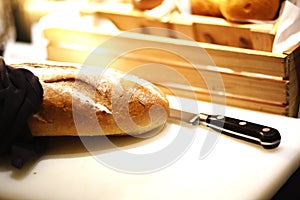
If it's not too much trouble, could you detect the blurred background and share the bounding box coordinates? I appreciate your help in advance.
[0,0,14,55]
[0,0,129,56]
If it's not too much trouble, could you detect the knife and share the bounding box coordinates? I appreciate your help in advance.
[169,109,281,149]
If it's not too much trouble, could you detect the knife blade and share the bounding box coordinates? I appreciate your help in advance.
[169,109,281,149]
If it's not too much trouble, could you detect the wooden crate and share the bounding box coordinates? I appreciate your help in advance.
[43,25,300,117]
[80,2,277,52]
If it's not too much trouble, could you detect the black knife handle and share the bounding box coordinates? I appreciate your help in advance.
[203,114,281,149]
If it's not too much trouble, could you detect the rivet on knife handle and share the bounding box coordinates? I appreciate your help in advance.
[200,114,281,149]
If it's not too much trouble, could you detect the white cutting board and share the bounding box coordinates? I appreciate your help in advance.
[1,98,300,200]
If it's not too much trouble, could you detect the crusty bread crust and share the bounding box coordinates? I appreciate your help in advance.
[132,0,164,11]
[190,0,222,17]
[190,0,280,21]
[219,0,280,21]
[12,63,169,136]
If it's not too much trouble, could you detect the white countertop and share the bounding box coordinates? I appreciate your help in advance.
[0,95,299,200]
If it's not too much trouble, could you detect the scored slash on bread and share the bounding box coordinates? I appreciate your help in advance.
[12,63,170,137]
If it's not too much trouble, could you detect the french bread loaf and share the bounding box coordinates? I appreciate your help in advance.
[191,0,281,21]
[190,0,222,17]
[132,0,164,11]
[12,63,169,137]
[219,0,281,21]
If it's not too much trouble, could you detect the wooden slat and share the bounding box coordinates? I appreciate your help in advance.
[194,23,275,52]
[194,23,254,49]
[250,31,275,52]
[159,86,288,116]
[284,42,300,117]
[44,28,287,77]
[95,12,171,37]
[205,47,286,77]
[43,28,113,46]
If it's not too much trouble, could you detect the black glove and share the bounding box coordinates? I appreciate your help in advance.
[0,57,46,169]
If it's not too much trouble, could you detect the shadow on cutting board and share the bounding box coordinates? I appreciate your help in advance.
[44,124,168,157]
[0,124,170,179]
